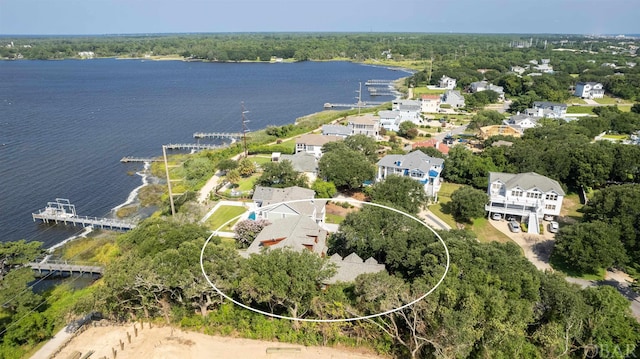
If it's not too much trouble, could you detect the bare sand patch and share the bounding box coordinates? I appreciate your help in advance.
[53,324,385,359]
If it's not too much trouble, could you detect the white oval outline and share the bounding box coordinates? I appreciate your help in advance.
[200,198,450,322]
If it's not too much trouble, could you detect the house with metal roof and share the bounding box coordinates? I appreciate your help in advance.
[376,150,444,199]
[485,172,565,234]
[531,101,568,118]
[252,186,326,223]
[441,90,465,109]
[503,114,540,134]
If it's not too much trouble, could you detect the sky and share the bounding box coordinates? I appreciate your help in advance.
[0,0,638,36]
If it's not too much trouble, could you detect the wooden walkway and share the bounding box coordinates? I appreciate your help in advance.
[324,101,385,109]
[28,262,104,276]
[193,132,243,139]
[165,143,225,150]
[120,157,161,163]
[32,199,136,231]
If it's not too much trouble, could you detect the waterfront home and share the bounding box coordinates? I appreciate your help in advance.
[295,134,342,158]
[485,172,565,234]
[376,150,444,200]
[392,99,421,112]
[438,75,457,89]
[347,114,380,139]
[420,94,441,113]
[440,90,465,108]
[574,82,605,99]
[322,124,352,138]
[252,185,326,223]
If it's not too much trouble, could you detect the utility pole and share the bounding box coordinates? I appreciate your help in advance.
[427,56,434,84]
[356,82,362,115]
[241,102,250,158]
[162,145,176,216]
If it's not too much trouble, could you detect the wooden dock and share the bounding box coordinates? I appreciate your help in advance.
[365,80,395,86]
[120,157,161,163]
[28,262,104,277]
[193,132,243,139]
[32,199,136,231]
[324,101,385,109]
[165,143,224,151]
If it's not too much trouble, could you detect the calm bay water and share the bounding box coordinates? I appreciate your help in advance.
[0,59,409,248]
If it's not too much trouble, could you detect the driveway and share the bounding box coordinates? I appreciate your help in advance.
[489,219,640,320]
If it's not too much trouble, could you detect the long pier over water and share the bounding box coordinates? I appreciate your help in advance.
[28,261,104,277]
[32,199,136,231]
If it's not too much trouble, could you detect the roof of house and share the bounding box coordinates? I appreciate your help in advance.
[379,110,399,119]
[411,139,450,155]
[322,124,352,137]
[348,114,379,125]
[246,215,328,256]
[489,172,565,195]
[420,94,441,101]
[507,114,540,125]
[279,152,318,173]
[377,150,444,173]
[252,186,325,217]
[533,101,567,109]
[325,253,386,284]
[296,134,342,146]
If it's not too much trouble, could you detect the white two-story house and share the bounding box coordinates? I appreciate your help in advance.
[574,82,605,99]
[438,75,457,89]
[376,151,444,200]
[295,134,342,158]
[485,172,565,234]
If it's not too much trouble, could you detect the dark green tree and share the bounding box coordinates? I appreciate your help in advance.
[449,186,489,223]
[368,175,428,214]
[318,147,375,190]
[255,160,308,188]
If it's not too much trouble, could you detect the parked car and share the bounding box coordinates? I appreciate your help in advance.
[548,221,559,233]
[491,213,502,221]
[508,220,521,233]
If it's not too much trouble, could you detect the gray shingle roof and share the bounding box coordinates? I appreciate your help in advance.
[325,253,385,284]
[246,215,328,255]
[296,134,342,146]
[377,150,444,173]
[279,153,318,173]
[322,125,352,137]
[252,186,325,217]
[489,172,565,195]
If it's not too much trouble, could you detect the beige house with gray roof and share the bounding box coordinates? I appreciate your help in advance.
[244,216,328,256]
[295,134,342,158]
[252,186,326,223]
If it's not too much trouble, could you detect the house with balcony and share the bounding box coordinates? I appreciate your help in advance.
[531,101,568,118]
[392,99,421,112]
[485,172,565,234]
[420,94,441,113]
[438,75,457,89]
[348,114,380,139]
[252,185,326,223]
[276,152,319,184]
[503,114,540,134]
[574,82,605,99]
[295,134,342,158]
[376,151,444,200]
[378,110,421,132]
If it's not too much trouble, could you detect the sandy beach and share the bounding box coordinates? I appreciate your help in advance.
[50,323,386,359]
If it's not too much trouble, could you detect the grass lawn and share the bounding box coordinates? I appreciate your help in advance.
[230,173,260,192]
[427,182,463,229]
[617,105,632,112]
[470,217,514,244]
[205,205,247,231]
[560,193,584,221]
[549,255,606,281]
[325,213,345,225]
[249,156,272,166]
[593,96,632,105]
[413,87,446,97]
[567,106,595,114]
